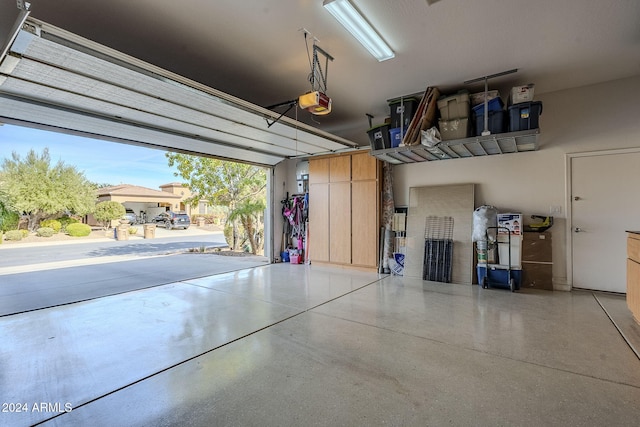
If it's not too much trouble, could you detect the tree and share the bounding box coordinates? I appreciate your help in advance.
[0,148,96,231]
[228,199,266,254]
[0,197,20,232]
[166,153,266,251]
[94,201,126,229]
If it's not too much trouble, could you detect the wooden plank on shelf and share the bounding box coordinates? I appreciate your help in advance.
[402,87,439,146]
[419,87,440,133]
[401,88,428,146]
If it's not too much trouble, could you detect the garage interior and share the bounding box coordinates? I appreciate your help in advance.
[1,0,640,425]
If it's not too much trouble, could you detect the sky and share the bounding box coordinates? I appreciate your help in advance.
[0,124,182,190]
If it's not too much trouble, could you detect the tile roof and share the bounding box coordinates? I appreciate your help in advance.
[97,184,182,199]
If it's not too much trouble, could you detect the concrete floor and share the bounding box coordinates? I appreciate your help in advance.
[1,264,639,426]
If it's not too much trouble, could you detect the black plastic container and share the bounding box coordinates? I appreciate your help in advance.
[389,97,419,129]
[367,123,391,150]
[474,110,507,136]
[508,101,543,132]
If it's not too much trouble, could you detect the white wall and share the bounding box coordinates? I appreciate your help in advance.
[271,159,300,260]
[393,75,640,289]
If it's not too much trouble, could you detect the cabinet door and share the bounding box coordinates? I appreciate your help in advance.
[352,180,378,267]
[329,156,351,182]
[628,259,640,322]
[329,182,351,264]
[309,158,329,184]
[309,183,329,262]
[351,152,378,181]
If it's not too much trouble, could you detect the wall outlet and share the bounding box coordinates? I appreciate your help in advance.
[549,205,562,214]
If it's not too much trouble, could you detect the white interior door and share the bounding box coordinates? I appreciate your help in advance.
[571,151,640,292]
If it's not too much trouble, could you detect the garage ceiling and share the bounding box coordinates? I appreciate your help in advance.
[0,11,357,166]
[1,0,639,163]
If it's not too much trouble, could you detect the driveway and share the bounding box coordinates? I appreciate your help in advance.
[0,226,270,316]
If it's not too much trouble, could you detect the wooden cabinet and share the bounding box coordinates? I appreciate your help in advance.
[329,181,351,263]
[308,157,330,262]
[352,151,377,181]
[627,232,640,324]
[308,152,380,268]
[309,158,329,184]
[329,156,350,182]
[352,180,378,266]
[309,183,329,262]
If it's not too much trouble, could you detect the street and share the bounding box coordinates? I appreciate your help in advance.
[0,228,229,270]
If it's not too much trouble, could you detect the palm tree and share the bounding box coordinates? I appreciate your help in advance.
[227,199,266,255]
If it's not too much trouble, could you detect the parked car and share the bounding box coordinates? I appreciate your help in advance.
[153,211,190,230]
[124,209,138,224]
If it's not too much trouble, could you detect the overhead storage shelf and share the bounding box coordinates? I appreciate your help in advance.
[370,129,540,165]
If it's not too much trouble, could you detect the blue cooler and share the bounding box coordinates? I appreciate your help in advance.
[477,264,521,291]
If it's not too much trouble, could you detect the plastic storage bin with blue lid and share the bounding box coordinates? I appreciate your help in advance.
[508,101,543,132]
[471,96,504,116]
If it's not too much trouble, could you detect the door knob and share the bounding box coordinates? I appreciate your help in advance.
[574,227,583,232]
[574,196,581,201]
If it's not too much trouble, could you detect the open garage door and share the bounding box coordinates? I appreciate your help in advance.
[0,12,357,167]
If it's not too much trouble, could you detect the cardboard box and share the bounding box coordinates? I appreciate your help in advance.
[521,262,553,290]
[522,232,552,262]
[497,213,523,235]
[497,234,522,267]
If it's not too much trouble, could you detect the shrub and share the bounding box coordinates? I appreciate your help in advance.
[0,210,20,232]
[40,219,62,233]
[36,227,55,237]
[193,214,212,224]
[128,227,138,235]
[58,216,80,231]
[195,212,226,225]
[5,230,23,241]
[20,229,29,238]
[66,223,91,237]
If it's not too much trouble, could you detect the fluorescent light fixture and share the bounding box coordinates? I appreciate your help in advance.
[323,0,394,62]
